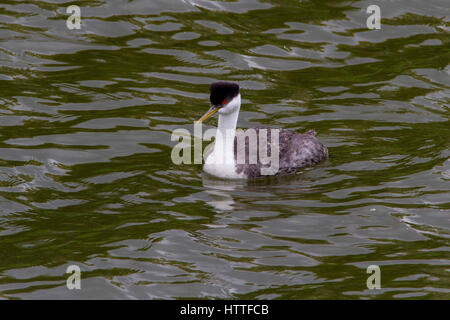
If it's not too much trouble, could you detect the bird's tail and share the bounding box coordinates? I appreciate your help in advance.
[304,129,316,136]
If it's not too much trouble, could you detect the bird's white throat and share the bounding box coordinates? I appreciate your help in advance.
[204,94,244,179]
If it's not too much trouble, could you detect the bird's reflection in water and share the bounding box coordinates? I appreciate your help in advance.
[201,174,247,211]
[201,167,323,212]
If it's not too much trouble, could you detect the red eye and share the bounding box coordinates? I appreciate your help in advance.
[222,99,226,105]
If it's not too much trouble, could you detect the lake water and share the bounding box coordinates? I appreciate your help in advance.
[0,0,449,299]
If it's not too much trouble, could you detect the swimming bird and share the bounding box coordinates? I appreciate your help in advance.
[197,82,328,179]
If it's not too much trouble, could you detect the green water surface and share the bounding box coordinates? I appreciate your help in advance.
[0,0,449,299]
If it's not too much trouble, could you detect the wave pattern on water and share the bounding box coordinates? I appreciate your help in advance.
[0,0,449,299]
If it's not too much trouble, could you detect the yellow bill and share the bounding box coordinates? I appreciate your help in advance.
[196,106,219,123]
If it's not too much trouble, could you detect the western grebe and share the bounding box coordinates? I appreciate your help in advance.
[197,82,328,179]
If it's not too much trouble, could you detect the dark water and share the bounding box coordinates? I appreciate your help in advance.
[0,0,449,299]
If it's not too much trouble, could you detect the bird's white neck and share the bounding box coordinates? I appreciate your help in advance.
[207,94,241,169]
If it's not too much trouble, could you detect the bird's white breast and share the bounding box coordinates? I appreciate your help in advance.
[203,153,245,180]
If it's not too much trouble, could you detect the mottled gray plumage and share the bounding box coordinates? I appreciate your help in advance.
[234,127,328,178]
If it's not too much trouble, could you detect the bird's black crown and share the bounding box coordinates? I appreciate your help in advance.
[210,82,239,107]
